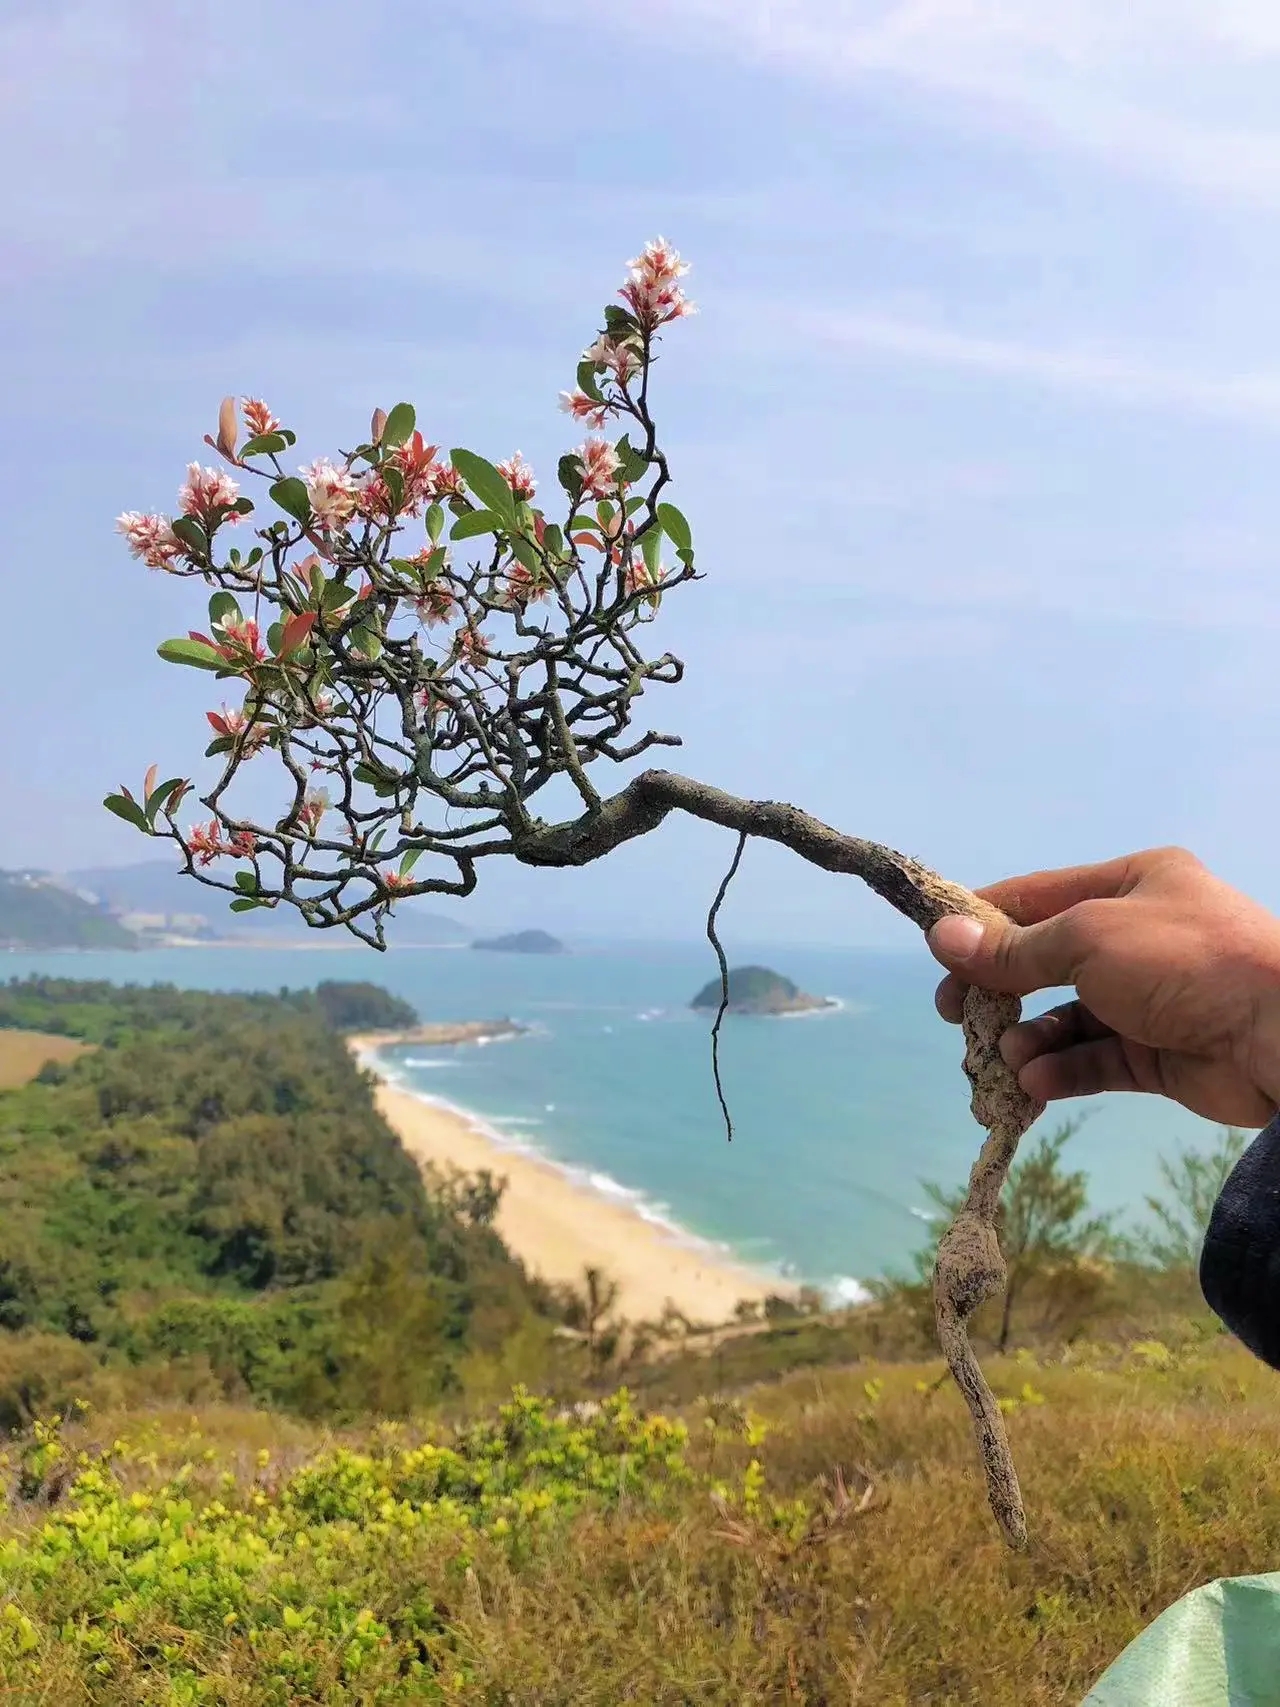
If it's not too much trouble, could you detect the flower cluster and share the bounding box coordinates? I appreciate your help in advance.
[186,819,256,866]
[116,510,183,570]
[620,237,694,329]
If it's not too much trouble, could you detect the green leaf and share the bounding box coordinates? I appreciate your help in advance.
[308,558,326,602]
[604,305,634,335]
[542,523,565,558]
[382,464,405,511]
[234,870,258,894]
[509,534,542,574]
[270,477,311,524]
[229,896,269,913]
[266,621,284,655]
[382,402,416,449]
[170,516,208,556]
[557,455,584,502]
[209,592,243,630]
[240,432,287,458]
[157,637,225,672]
[204,736,234,757]
[399,847,424,876]
[145,777,186,825]
[451,509,505,541]
[426,502,444,544]
[321,578,357,616]
[615,435,649,484]
[350,622,382,660]
[576,361,604,403]
[449,450,516,521]
[640,524,664,575]
[103,793,149,832]
[279,428,297,447]
[656,503,692,553]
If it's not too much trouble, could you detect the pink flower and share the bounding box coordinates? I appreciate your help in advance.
[497,451,537,500]
[389,430,441,513]
[179,462,242,521]
[241,398,281,437]
[576,437,620,498]
[300,458,358,533]
[427,462,465,499]
[186,820,224,867]
[353,470,395,521]
[625,559,666,605]
[116,511,184,571]
[228,829,257,858]
[202,615,266,667]
[206,703,269,754]
[498,563,549,609]
[558,389,609,428]
[454,627,492,671]
[619,236,695,330]
[298,789,329,835]
[383,870,415,893]
[582,335,640,383]
[415,584,456,628]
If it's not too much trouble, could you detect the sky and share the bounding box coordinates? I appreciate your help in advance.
[4,0,1280,946]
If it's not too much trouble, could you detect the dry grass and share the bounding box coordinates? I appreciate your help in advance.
[0,1029,92,1089]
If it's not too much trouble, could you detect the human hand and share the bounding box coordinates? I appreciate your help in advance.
[928,847,1280,1128]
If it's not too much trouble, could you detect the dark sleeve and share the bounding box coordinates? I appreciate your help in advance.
[1199,1112,1280,1372]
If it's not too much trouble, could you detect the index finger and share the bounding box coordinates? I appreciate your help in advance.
[973,854,1149,926]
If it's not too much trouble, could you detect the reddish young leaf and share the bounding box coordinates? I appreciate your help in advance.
[279,610,318,655]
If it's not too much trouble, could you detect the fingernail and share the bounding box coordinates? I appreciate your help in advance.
[929,915,985,962]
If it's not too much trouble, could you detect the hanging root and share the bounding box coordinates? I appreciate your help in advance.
[706,831,748,1142]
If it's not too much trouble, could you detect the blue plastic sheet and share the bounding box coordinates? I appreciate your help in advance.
[1081,1573,1280,1705]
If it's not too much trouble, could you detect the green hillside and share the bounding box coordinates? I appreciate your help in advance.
[0,978,558,1425]
[0,873,136,951]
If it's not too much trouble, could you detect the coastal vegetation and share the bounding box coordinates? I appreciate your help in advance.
[0,978,563,1430]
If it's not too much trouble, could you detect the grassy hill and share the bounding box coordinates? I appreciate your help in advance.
[0,872,136,951]
[1,1336,1277,1702]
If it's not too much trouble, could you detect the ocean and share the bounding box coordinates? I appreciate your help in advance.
[2,940,1221,1297]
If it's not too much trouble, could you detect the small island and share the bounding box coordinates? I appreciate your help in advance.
[472,930,565,955]
[690,965,834,1017]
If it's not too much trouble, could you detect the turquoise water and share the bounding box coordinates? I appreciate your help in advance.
[2,941,1221,1293]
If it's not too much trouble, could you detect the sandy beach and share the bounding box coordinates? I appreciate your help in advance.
[349,1034,787,1326]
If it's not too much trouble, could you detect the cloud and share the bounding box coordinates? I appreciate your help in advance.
[529,0,1280,204]
[792,305,1280,426]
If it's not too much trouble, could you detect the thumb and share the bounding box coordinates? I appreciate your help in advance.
[927,909,1084,997]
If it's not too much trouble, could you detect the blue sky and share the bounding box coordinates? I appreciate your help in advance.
[5,0,1280,945]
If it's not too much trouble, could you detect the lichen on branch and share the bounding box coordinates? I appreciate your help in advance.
[109,238,1043,1546]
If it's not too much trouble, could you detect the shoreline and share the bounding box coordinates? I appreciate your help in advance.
[348,1031,792,1326]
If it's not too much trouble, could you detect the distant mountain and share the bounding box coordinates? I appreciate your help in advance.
[472,929,565,955]
[0,871,138,951]
[66,861,475,946]
[689,965,833,1016]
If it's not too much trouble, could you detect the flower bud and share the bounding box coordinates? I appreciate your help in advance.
[216,396,238,460]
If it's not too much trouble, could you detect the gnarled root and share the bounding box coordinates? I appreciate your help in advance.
[933,979,1044,1548]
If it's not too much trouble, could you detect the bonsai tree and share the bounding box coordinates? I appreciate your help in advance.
[110,238,1042,1547]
